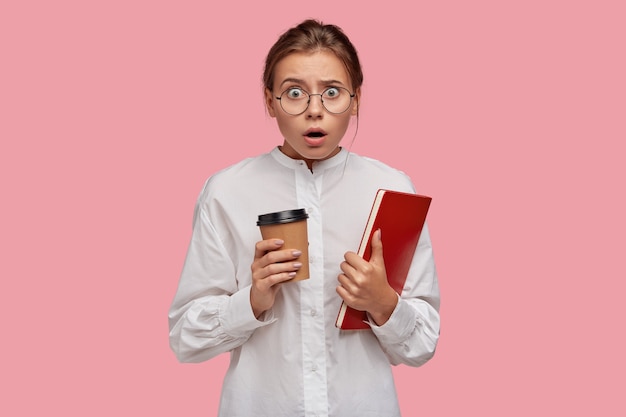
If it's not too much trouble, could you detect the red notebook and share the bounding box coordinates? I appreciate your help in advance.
[335,189,432,330]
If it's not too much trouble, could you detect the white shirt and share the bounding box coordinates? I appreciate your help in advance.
[169,147,440,417]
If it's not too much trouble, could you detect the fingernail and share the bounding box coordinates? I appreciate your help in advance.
[292,250,302,257]
[288,272,297,278]
[293,262,302,268]
[274,239,285,245]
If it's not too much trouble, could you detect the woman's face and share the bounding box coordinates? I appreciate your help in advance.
[265,50,359,169]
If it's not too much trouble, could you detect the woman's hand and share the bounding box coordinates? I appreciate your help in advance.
[250,239,302,318]
[337,229,398,326]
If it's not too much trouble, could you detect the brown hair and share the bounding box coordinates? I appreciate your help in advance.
[263,19,364,93]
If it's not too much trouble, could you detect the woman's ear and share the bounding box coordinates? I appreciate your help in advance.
[351,87,361,116]
[265,88,277,118]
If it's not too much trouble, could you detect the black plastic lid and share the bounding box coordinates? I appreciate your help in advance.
[257,209,308,226]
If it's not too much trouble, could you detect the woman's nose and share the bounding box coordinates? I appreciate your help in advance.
[306,94,324,118]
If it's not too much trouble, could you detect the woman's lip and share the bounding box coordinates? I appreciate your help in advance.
[304,128,327,136]
[303,134,326,146]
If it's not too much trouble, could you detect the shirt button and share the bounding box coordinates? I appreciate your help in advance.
[312,364,318,372]
[311,309,317,317]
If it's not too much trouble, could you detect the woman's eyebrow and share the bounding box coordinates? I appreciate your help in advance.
[319,79,346,86]
[279,78,306,88]
[278,78,347,89]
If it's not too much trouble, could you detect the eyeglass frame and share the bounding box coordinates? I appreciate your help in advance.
[274,86,356,115]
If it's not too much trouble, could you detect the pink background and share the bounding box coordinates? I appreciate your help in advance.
[2,0,624,415]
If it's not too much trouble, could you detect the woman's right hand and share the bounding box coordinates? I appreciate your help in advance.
[250,239,302,318]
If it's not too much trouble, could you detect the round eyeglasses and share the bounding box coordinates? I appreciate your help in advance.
[275,86,355,115]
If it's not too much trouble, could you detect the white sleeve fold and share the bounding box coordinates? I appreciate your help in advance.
[168,204,275,363]
[169,286,275,363]
[369,223,441,367]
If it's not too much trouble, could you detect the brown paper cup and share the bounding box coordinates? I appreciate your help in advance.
[257,209,309,282]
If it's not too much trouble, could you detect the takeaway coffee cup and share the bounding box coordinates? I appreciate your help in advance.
[257,209,309,282]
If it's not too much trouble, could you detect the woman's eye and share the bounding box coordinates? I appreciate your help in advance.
[286,88,305,99]
[324,87,340,98]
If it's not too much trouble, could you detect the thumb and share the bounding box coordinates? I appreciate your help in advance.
[370,229,384,264]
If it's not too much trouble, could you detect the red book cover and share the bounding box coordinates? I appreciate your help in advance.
[335,189,432,330]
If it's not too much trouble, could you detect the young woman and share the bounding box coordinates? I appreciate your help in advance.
[169,19,440,417]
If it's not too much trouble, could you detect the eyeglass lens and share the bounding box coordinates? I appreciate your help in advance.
[278,87,353,115]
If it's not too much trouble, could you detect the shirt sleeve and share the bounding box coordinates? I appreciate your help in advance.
[368,223,441,367]
[168,205,275,363]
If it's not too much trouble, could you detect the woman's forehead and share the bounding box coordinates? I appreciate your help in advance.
[273,51,350,89]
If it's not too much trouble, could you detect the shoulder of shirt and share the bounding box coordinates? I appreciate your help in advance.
[196,152,273,200]
[348,152,414,185]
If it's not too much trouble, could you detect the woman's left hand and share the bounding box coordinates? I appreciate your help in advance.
[336,229,398,326]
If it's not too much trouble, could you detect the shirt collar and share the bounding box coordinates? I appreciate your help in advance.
[270,146,349,171]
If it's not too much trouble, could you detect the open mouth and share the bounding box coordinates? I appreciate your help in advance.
[304,129,327,138]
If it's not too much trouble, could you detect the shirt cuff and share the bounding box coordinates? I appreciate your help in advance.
[369,295,418,344]
[219,285,276,337]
